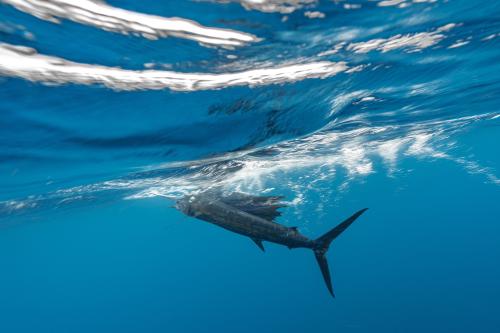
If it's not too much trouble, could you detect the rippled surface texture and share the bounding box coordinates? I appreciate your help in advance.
[1,1,499,332]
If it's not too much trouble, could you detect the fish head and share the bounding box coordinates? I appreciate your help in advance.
[175,196,196,216]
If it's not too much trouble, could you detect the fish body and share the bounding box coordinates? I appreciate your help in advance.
[176,193,313,249]
[175,191,368,297]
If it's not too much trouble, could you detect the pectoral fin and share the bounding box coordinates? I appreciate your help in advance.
[252,238,265,252]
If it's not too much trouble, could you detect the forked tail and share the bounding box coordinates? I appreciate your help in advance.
[313,208,368,297]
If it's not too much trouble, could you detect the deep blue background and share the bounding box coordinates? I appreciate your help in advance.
[1,126,499,332]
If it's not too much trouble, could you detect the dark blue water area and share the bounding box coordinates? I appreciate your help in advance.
[1,0,500,332]
[1,136,499,332]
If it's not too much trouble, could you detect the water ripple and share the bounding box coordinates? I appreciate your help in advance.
[0,0,499,219]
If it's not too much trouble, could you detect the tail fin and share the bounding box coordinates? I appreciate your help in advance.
[313,208,368,297]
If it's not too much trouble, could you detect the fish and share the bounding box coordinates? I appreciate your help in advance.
[175,191,368,297]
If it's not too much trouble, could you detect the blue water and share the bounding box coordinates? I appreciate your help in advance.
[1,0,500,332]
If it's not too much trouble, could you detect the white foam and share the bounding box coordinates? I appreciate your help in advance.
[378,0,437,7]
[346,24,456,53]
[231,0,317,14]
[2,113,498,215]
[1,0,258,47]
[0,43,348,91]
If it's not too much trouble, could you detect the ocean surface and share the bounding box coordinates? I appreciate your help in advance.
[1,0,499,332]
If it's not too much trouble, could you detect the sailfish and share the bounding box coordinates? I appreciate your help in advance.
[175,191,368,297]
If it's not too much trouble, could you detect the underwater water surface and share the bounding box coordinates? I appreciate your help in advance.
[0,0,499,332]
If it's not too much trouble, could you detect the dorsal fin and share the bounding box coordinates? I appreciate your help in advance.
[220,192,287,222]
